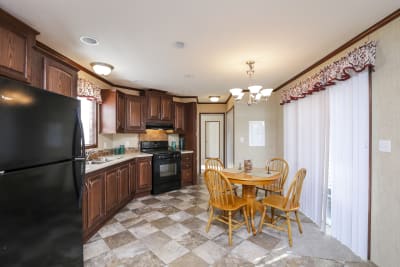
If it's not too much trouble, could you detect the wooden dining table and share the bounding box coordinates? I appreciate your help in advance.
[222,168,280,235]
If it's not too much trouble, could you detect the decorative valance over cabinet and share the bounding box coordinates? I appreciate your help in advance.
[280,41,376,105]
[78,78,102,103]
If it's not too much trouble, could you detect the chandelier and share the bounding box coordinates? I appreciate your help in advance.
[229,61,273,105]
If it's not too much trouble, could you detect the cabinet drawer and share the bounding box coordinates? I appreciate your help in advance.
[181,168,192,181]
[181,154,193,161]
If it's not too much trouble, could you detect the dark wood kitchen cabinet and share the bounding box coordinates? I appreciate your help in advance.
[181,153,194,186]
[118,163,130,205]
[129,160,137,197]
[0,9,38,83]
[136,157,152,196]
[43,56,78,97]
[146,91,173,123]
[105,167,119,214]
[82,171,105,239]
[83,157,152,241]
[174,102,185,133]
[101,90,126,133]
[30,48,78,97]
[125,95,146,132]
[101,90,145,133]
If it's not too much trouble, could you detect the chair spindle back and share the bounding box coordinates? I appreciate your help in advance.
[283,168,306,209]
[204,169,234,207]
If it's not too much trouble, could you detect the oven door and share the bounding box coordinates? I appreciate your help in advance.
[152,154,181,194]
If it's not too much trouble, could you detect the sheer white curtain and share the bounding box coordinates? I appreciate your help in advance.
[329,70,369,259]
[283,69,369,259]
[284,90,329,227]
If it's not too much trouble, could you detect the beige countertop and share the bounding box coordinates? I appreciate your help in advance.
[180,150,194,154]
[85,152,152,174]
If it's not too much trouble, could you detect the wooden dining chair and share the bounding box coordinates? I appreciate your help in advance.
[256,158,289,197]
[205,158,239,195]
[258,168,306,247]
[204,169,250,245]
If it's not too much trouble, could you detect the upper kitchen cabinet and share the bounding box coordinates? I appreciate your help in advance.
[101,90,126,134]
[43,56,78,97]
[125,95,146,132]
[30,47,78,98]
[101,90,145,134]
[145,91,173,123]
[174,102,185,133]
[0,9,38,83]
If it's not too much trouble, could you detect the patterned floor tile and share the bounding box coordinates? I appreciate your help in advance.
[162,223,191,239]
[97,222,126,238]
[231,240,268,264]
[168,210,193,222]
[168,252,208,267]
[128,223,159,238]
[176,231,209,250]
[149,240,189,264]
[83,239,110,261]
[150,216,176,229]
[192,240,228,264]
[112,240,148,260]
[103,230,136,249]
[83,179,373,267]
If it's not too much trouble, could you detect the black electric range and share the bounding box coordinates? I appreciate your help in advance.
[140,141,181,194]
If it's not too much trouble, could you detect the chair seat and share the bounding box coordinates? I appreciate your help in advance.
[211,195,247,211]
[261,194,299,211]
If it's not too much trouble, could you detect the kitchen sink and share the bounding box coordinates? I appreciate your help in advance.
[87,155,124,165]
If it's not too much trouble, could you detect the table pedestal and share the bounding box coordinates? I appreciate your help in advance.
[242,185,265,235]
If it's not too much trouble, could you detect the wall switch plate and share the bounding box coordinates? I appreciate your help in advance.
[379,139,391,152]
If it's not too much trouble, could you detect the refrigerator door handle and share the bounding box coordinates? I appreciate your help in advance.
[72,108,86,208]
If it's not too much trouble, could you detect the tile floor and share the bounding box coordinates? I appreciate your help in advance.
[84,182,376,267]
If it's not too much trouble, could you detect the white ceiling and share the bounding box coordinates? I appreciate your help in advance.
[0,1,398,102]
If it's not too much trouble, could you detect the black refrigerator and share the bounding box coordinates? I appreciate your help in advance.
[0,77,85,266]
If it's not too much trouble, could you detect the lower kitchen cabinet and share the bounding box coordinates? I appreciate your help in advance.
[135,157,152,196]
[118,163,130,205]
[82,171,105,239]
[181,153,194,186]
[82,156,152,242]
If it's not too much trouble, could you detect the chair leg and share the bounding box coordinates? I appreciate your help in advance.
[258,206,266,233]
[295,211,303,234]
[286,212,293,247]
[271,207,275,224]
[228,211,232,246]
[242,206,250,233]
[206,207,214,232]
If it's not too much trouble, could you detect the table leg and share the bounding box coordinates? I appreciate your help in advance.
[241,185,264,235]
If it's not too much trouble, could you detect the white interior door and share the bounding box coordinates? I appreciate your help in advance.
[200,114,224,172]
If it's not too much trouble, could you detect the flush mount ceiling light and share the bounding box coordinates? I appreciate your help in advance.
[80,36,99,46]
[209,96,220,102]
[229,61,273,105]
[90,62,114,76]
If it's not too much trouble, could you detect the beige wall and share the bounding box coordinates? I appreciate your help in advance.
[234,93,283,168]
[278,17,400,267]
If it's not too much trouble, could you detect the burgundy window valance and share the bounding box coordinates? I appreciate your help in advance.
[280,40,376,105]
[77,78,102,103]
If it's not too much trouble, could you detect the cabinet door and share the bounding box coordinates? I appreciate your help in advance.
[43,56,77,98]
[174,102,185,133]
[160,95,173,121]
[105,168,119,213]
[0,12,37,83]
[147,94,160,120]
[85,172,105,229]
[136,157,152,193]
[118,163,130,205]
[129,160,136,197]
[126,95,145,132]
[116,92,125,132]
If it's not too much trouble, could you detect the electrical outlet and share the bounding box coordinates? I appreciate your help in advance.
[379,139,391,152]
